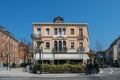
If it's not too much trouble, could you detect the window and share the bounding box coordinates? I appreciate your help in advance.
[79,42,83,51]
[46,42,50,48]
[71,42,74,48]
[63,41,66,51]
[54,41,58,51]
[79,29,83,35]
[63,28,66,35]
[54,28,57,35]
[71,29,74,35]
[37,28,41,34]
[59,28,62,35]
[46,28,50,35]
[79,29,83,38]
[79,42,83,48]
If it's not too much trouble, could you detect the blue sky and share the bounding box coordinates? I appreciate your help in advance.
[0,0,120,50]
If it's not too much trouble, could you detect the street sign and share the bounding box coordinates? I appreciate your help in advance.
[98,53,103,58]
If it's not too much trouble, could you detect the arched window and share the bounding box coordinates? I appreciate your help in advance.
[59,41,62,51]
[54,41,57,51]
[63,41,66,51]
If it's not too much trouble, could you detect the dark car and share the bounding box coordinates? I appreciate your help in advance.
[112,62,119,67]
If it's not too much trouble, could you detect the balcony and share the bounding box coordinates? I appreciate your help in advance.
[77,47,85,52]
[31,34,42,40]
[52,47,68,53]
[77,35,84,40]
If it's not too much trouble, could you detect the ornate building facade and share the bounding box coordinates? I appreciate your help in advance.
[32,17,90,64]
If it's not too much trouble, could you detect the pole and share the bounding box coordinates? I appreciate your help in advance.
[7,37,10,71]
[41,47,44,73]
[33,47,35,64]
[39,44,42,74]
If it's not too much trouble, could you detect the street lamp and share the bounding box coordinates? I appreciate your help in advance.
[36,40,44,74]
[78,47,84,64]
[7,37,10,71]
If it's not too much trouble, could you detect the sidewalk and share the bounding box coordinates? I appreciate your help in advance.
[0,67,39,77]
[0,67,101,78]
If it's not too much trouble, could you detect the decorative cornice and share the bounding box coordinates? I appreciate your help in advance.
[53,36,67,40]
[67,36,78,38]
[42,36,53,38]
[33,22,88,26]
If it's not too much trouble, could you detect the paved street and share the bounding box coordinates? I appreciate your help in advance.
[0,67,120,80]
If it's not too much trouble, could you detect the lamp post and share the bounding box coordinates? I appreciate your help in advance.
[33,48,37,64]
[36,40,44,74]
[7,37,10,71]
[78,47,84,64]
[41,47,44,73]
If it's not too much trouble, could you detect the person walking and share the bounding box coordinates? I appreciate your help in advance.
[94,62,99,74]
[85,62,89,75]
[88,61,94,75]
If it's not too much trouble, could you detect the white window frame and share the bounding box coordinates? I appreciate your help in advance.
[46,28,50,35]
[36,28,41,34]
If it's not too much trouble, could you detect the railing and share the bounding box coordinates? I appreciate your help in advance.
[31,34,42,40]
[52,47,68,53]
[77,47,85,52]
[77,35,84,40]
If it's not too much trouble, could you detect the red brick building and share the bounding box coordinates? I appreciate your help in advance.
[19,42,33,65]
[0,25,19,66]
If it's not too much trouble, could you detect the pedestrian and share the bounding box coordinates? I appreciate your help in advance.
[88,61,94,75]
[12,62,16,68]
[85,62,89,75]
[93,62,99,74]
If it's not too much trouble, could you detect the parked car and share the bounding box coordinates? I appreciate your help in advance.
[112,62,119,67]
[100,63,108,68]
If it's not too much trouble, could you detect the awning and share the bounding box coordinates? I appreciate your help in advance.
[42,54,54,60]
[55,54,89,60]
[34,53,54,60]
[34,53,89,60]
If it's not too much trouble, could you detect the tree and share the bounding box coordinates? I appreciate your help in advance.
[93,40,104,53]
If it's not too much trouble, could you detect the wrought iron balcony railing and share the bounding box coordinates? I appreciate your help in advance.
[52,47,68,53]
[77,35,84,40]
[31,34,42,40]
[77,47,85,52]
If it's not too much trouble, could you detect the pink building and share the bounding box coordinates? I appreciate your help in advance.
[32,17,90,64]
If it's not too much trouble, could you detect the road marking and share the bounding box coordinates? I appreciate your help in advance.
[109,68,113,74]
